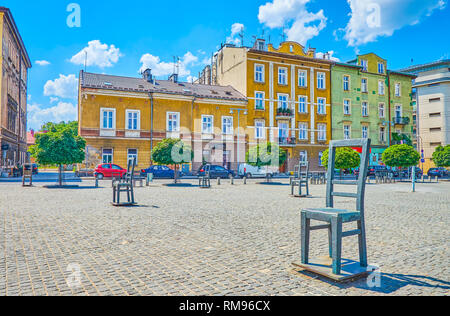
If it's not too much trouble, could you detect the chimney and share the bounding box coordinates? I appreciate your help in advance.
[142,68,153,83]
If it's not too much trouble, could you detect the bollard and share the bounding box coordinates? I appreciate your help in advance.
[243,176,247,185]
[95,177,99,188]
[230,177,234,185]
[217,177,221,185]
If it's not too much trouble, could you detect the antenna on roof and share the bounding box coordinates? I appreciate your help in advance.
[280,24,287,43]
[84,51,87,72]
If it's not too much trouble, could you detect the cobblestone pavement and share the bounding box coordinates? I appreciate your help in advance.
[0,179,449,296]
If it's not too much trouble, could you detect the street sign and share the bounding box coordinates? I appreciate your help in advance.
[421,159,425,163]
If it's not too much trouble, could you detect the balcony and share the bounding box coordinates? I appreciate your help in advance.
[276,108,294,119]
[279,137,297,146]
[394,117,410,125]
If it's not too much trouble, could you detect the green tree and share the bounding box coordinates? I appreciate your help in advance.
[382,144,420,168]
[151,138,193,183]
[246,142,287,168]
[321,147,361,176]
[432,145,450,167]
[29,121,86,186]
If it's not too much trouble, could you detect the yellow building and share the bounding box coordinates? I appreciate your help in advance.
[78,70,248,172]
[207,40,333,171]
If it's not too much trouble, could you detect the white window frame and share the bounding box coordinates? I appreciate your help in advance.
[202,115,214,134]
[298,122,308,140]
[317,124,327,141]
[278,93,289,110]
[378,80,385,95]
[278,67,288,85]
[361,59,368,71]
[379,103,386,118]
[254,64,265,83]
[298,96,308,113]
[299,151,308,164]
[343,125,351,140]
[166,112,180,132]
[362,126,368,139]
[127,149,138,164]
[222,116,233,135]
[100,108,116,130]
[102,148,113,164]
[343,99,351,115]
[317,72,326,89]
[298,69,307,88]
[395,104,403,119]
[378,62,385,74]
[380,127,386,142]
[361,78,368,93]
[255,91,265,110]
[126,110,141,131]
[343,75,350,91]
[395,83,401,97]
[255,120,266,140]
[362,101,369,117]
[317,97,327,115]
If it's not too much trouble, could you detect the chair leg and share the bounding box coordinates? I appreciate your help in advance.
[331,216,343,275]
[358,219,368,267]
[301,212,310,264]
[130,185,135,204]
[328,225,332,258]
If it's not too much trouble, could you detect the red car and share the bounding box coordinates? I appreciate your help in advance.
[94,163,127,179]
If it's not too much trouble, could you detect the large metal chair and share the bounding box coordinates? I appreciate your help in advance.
[299,139,371,277]
[291,161,309,197]
[22,164,33,187]
[112,158,136,206]
[199,164,211,189]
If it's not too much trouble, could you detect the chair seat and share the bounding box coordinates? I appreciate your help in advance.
[302,208,361,223]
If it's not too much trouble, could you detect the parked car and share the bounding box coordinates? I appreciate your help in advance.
[197,165,235,179]
[32,164,39,175]
[400,167,423,178]
[94,163,127,179]
[428,168,448,178]
[140,165,181,179]
[238,164,273,178]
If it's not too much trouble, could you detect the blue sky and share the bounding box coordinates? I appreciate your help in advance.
[3,0,449,130]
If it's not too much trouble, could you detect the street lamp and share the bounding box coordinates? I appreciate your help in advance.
[230,108,247,171]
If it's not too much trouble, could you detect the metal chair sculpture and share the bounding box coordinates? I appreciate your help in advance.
[291,161,310,197]
[112,158,137,206]
[199,164,211,189]
[22,164,33,187]
[296,139,371,280]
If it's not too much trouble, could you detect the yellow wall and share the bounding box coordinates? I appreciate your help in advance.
[358,53,387,74]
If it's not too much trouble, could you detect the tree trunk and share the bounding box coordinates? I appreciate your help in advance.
[58,164,63,186]
[174,165,178,184]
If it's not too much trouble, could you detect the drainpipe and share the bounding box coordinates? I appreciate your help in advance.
[149,92,154,165]
[387,72,392,147]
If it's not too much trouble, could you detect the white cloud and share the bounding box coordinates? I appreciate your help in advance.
[28,102,78,130]
[341,0,446,47]
[36,60,50,66]
[44,74,78,99]
[316,51,340,62]
[258,0,327,45]
[50,97,59,104]
[186,75,198,83]
[226,23,244,46]
[70,40,122,68]
[139,51,200,78]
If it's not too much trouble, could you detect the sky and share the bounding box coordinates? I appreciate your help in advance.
[3,0,449,131]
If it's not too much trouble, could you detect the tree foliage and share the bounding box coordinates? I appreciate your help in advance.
[29,121,86,166]
[246,142,287,168]
[151,138,193,166]
[382,144,420,168]
[321,147,361,170]
[432,145,450,167]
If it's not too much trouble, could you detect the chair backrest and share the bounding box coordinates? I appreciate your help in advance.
[298,161,309,180]
[326,139,371,214]
[204,164,211,178]
[126,158,136,182]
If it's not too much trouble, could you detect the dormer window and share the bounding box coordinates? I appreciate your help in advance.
[360,60,368,72]
[378,63,385,74]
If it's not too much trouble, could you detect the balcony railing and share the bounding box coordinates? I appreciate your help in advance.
[394,117,410,125]
[276,108,294,118]
[279,137,297,146]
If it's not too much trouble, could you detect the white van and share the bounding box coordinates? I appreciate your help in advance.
[238,164,274,178]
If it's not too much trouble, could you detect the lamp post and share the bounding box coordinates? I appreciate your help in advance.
[230,108,248,172]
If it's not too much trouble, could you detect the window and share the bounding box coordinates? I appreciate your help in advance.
[278,123,289,140]
[379,103,385,118]
[317,72,326,89]
[429,112,441,118]
[255,64,264,83]
[298,70,307,87]
[317,124,327,141]
[344,125,351,140]
[101,108,115,129]
[379,127,386,142]
[319,151,324,166]
[126,110,140,131]
[167,112,180,132]
[395,105,402,119]
[362,101,368,117]
[343,100,351,115]
[299,123,308,140]
[362,126,368,139]
[378,62,385,74]
[255,92,265,110]
[278,94,289,110]
[343,75,350,91]
[278,67,287,85]
[300,151,308,164]
[222,116,233,135]
[378,80,385,95]
[361,59,368,71]
[102,149,113,164]
[317,98,326,115]
[395,83,401,97]
[255,121,265,139]
[361,78,368,93]
[7,108,16,132]
[127,149,138,164]
[298,96,307,113]
[202,115,213,134]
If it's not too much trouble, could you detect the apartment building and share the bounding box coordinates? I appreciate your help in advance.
[333,53,415,165]
[209,40,333,171]
[0,7,31,169]
[78,70,248,172]
[401,59,450,172]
